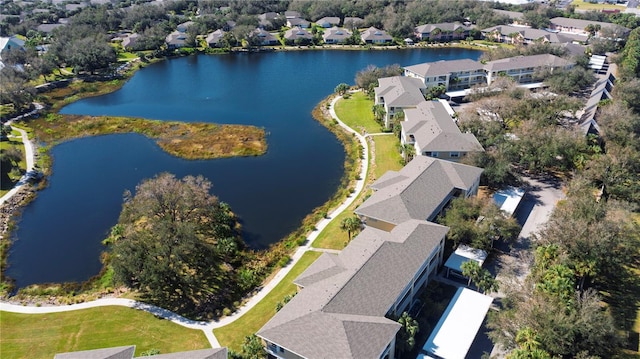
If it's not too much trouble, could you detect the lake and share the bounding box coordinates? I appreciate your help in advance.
[7,48,482,288]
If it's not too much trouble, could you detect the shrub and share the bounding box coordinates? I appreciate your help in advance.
[277,255,291,268]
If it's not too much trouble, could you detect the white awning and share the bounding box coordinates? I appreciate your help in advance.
[444,245,487,274]
[418,288,493,359]
[493,186,525,217]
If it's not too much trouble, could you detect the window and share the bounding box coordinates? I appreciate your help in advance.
[431,152,439,158]
[450,152,459,158]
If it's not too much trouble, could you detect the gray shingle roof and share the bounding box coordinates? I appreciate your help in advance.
[404,59,483,78]
[284,27,313,41]
[484,53,572,73]
[148,348,227,359]
[481,25,587,44]
[415,22,471,34]
[355,157,482,224]
[54,346,136,359]
[258,220,448,359]
[550,17,629,33]
[322,27,352,42]
[402,101,484,153]
[361,27,393,42]
[375,76,425,108]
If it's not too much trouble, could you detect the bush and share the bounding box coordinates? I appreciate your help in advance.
[277,255,291,268]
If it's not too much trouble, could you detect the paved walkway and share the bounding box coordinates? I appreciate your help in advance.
[0,109,39,206]
[0,94,369,349]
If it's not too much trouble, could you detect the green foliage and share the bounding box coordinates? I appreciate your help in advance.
[619,27,640,80]
[396,312,419,355]
[339,216,362,242]
[140,348,161,356]
[334,83,350,95]
[461,260,499,294]
[240,334,266,359]
[110,173,247,318]
[355,64,402,90]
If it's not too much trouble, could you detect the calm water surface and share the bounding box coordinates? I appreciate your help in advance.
[8,49,481,287]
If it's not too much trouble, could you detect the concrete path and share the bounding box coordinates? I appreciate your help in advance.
[0,119,37,206]
[0,94,369,349]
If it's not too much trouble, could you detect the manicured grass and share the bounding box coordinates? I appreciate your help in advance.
[213,251,321,351]
[570,0,625,11]
[372,135,403,179]
[117,52,139,61]
[0,306,209,359]
[0,138,27,196]
[334,92,383,134]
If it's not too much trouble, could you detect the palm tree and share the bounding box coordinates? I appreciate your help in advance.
[339,216,362,242]
[397,312,419,355]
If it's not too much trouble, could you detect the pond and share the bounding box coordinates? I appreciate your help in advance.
[7,48,482,288]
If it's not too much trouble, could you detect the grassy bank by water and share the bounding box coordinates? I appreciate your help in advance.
[31,114,266,160]
[0,306,209,359]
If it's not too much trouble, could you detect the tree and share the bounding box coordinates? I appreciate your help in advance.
[334,82,349,95]
[461,260,498,293]
[396,312,419,355]
[339,216,361,242]
[241,334,266,359]
[110,173,245,317]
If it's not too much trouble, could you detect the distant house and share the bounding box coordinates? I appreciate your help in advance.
[36,23,65,34]
[404,59,486,91]
[258,218,450,359]
[315,16,340,28]
[322,26,352,44]
[492,9,526,26]
[401,101,484,162]
[286,17,310,28]
[343,16,364,29]
[206,29,225,47]
[361,26,393,44]
[284,10,301,19]
[252,28,279,46]
[258,12,279,29]
[355,156,483,231]
[0,36,25,55]
[481,25,587,45]
[176,21,194,33]
[414,22,472,41]
[165,30,187,49]
[483,53,574,85]
[121,33,140,50]
[54,345,228,359]
[283,27,313,44]
[374,76,426,129]
[549,17,629,37]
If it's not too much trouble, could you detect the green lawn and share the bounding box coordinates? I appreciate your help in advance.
[213,251,322,351]
[334,92,383,134]
[570,0,625,11]
[0,306,210,359]
[372,135,403,179]
[0,138,27,196]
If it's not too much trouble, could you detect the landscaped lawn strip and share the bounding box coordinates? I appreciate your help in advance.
[213,251,321,351]
[311,97,404,250]
[334,91,382,134]
[0,306,209,359]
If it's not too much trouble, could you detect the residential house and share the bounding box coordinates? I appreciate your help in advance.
[286,17,310,28]
[121,33,140,50]
[54,345,228,359]
[36,23,65,34]
[492,9,525,26]
[284,10,301,19]
[483,53,574,85]
[283,27,313,44]
[481,25,587,45]
[315,16,340,28]
[165,30,187,49]
[374,76,426,129]
[414,22,472,42]
[206,29,225,47]
[258,12,279,29]
[549,17,629,37]
[322,26,352,44]
[176,21,194,33]
[361,26,393,44]
[401,101,484,162]
[252,28,279,46]
[355,156,483,231]
[404,59,486,91]
[222,20,236,31]
[343,16,364,29]
[0,36,25,55]
[257,218,450,359]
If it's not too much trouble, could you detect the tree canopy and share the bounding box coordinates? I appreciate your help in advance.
[109,173,247,317]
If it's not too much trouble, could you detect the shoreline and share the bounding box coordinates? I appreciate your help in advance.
[0,42,482,300]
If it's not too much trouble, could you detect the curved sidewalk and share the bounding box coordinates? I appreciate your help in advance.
[0,94,369,349]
